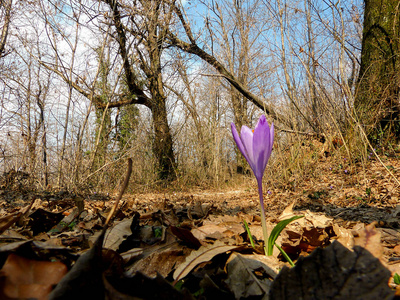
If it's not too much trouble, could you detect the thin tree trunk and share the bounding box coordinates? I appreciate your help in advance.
[37,89,48,187]
[305,0,319,133]
[0,0,11,57]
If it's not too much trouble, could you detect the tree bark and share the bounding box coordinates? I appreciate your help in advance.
[355,0,400,140]
[151,95,176,180]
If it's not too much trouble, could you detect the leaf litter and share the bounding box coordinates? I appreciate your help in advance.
[0,156,399,298]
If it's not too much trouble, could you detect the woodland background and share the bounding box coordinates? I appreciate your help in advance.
[0,0,398,194]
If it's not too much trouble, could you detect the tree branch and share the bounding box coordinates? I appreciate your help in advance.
[166,29,286,124]
[38,60,149,109]
[104,0,151,107]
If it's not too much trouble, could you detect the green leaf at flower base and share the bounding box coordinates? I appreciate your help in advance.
[243,219,255,249]
[394,273,400,285]
[267,215,304,256]
[275,243,295,267]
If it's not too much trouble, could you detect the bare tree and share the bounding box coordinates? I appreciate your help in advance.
[99,0,177,180]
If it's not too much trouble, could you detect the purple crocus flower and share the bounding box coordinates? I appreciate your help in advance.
[231,115,274,182]
[231,115,274,253]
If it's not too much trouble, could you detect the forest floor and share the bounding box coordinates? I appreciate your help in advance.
[0,153,400,299]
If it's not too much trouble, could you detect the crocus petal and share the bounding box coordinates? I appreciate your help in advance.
[253,116,271,179]
[254,114,265,130]
[266,123,274,163]
[231,122,250,164]
[261,120,274,170]
[240,125,256,170]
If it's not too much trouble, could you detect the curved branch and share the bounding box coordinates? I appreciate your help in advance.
[104,0,151,107]
[38,60,150,109]
[167,29,286,125]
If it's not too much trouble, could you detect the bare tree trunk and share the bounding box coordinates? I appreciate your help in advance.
[0,0,11,57]
[355,0,400,141]
[305,0,320,133]
[37,85,48,187]
[151,96,175,180]
[24,62,39,182]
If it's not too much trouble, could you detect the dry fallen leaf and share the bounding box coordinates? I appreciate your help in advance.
[0,253,67,300]
[170,225,202,248]
[127,248,185,278]
[278,201,297,221]
[225,253,279,299]
[300,210,333,228]
[332,224,354,249]
[0,212,22,235]
[49,228,107,299]
[120,248,143,264]
[191,224,234,241]
[354,222,383,259]
[103,219,132,251]
[173,241,241,282]
[104,272,194,300]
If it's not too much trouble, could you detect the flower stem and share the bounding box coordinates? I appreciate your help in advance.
[257,178,269,255]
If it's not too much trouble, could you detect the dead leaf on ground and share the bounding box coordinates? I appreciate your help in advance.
[379,228,400,247]
[225,253,280,299]
[119,248,143,265]
[127,247,185,278]
[0,240,78,269]
[332,224,354,249]
[0,253,67,300]
[278,201,297,221]
[170,225,202,249]
[28,209,64,236]
[278,206,356,258]
[354,222,383,259]
[191,224,239,241]
[0,212,22,235]
[0,229,27,243]
[173,241,242,282]
[103,219,133,251]
[297,210,333,228]
[281,226,334,256]
[247,223,275,241]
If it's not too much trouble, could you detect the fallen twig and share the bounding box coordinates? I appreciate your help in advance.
[105,158,133,227]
